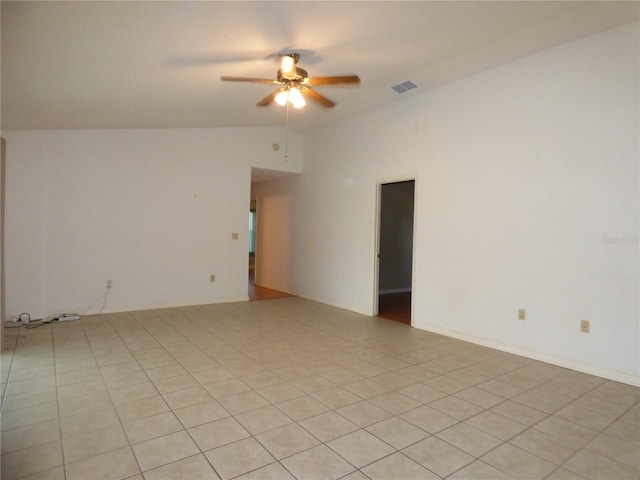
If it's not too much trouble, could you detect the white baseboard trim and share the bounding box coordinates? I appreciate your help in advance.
[416,322,639,387]
[27,296,252,320]
[295,292,373,317]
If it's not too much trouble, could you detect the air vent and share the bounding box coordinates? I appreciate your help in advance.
[391,80,418,94]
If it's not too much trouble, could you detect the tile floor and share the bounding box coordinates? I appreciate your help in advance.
[0,297,638,480]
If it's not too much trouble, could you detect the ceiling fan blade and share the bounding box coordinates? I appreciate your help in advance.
[302,88,335,108]
[308,75,361,86]
[256,89,280,107]
[220,76,277,84]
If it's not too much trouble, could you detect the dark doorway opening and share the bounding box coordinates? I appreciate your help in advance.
[377,180,415,325]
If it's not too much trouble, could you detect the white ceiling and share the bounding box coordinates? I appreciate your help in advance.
[2,1,638,132]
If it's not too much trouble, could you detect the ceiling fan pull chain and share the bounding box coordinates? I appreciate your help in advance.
[285,100,290,159]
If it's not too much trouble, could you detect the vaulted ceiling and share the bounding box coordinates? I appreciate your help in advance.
[2,1,638,132]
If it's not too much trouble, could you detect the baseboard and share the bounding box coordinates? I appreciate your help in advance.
[295,292,373,317]
[416,322,639,387]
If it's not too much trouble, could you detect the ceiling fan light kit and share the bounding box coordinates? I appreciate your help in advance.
[220,52,360,110]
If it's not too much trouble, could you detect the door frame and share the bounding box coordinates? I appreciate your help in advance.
[372,175,418,325]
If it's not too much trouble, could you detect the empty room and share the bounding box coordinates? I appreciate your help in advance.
[1,2,638,480]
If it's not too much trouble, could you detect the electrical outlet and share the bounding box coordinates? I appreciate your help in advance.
[106,280,113,289]
[209,274,216,283]
[232,232,239,240]
[518,308,526,321]
[580,319,590,333]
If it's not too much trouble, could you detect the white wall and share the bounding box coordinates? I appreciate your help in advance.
[286,23,639,382]
[4,127,302,319]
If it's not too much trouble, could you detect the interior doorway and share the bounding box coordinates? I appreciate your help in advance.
[247,194,293,301]
[376,179,415,325]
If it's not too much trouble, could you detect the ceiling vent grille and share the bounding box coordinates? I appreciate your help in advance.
[391,81,418,94]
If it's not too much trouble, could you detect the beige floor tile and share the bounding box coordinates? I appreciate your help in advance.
[1,401,59,431]
[368,391,421,415]
[256,423,321,459]
[143,453,220,480]
[276,395,330,421]
[343,378,390,399]
[56,367,101,386]
[0,439,63,480]
[465,410,527,440]
[58,390,113,417]
[203,377,252,398]
[1,419,60,455]
[281,444,356,480]
[216,390,270,414]
[58,378,107,402]
[191,366,235,384]
[573,393,631,418]
[291,374,336,394]
[145,363,188,380]
[453,386,505,409]
[138,356,177,370]
[8,365,55,382]
[533,415,597,447]
[1,387,57,412]
[554,402,615,431]
[448,459,512,479]
[123,411,183,444]
[62,423,129,463]
[436,422,503,457]
[362,452,440,480]
[5,375,56,396]
[132,430,199,472]
[109,381,159,404]
[61,405,120,438]
[188,416,250,451]
[205,437,275,480]
[475,378,525,398]
[256,381,305,403]
[239,371,283,389]
[585,433,640,469]
[369,371,416,389]
[235,461,295,479]
[299,411,360,442]
[509,428,579,464]
[336,400,393,427]
[398,383,448,404]
[66,446,140,480]
[235,405,293,435]
[366,416,429,449]
[429,395,484,420]
[403,435,474,477]
[311,386,362,409]
[400,405,458,434]
[481,443,556,479]
[328,429,395,468]
[423,375,469,394]
[3,299,639,480]
[319,368,364,385]
[174,399,229,428]
[103,371,149,389]
[545,466,589,479]
[563,449,639,480]
[604,418,640,446]
[13,465,66,480]
[152,374,199,394]
[114,394,170,423]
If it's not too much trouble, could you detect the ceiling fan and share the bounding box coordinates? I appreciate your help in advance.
[220,53,360,109]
